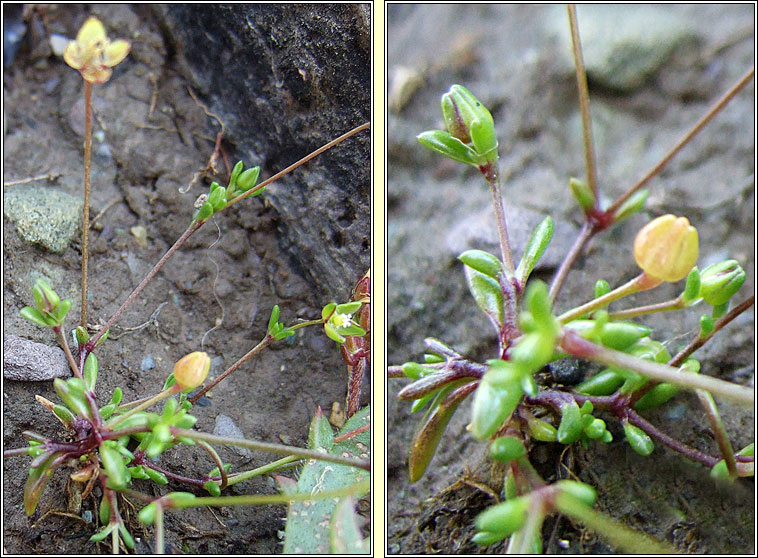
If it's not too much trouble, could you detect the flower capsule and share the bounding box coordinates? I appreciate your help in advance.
[633,215,698,282]
[172,351,210,390]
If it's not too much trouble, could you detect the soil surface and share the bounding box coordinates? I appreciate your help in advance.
[3,4,369,555]
[387,4,753,555]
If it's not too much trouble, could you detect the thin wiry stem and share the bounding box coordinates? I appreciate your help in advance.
[606,66,755,217]
[567,4,598,199]
[669,295,754,367]
[81,81,92,329]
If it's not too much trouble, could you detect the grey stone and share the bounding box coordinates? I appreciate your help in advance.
[3,334,72,381]
[3,185,82,253]
[548,4,697,91]
[213,414,253,460]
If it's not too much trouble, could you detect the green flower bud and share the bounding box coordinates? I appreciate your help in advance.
[229,161,244,188]
[698,260,746,306]
[75,325,90,346]
[440,85,498,161]
[569,177,596,212]
[33,279,60,313]
[207,185,227,211]
[236,166,261,192]
[489,436,526,463]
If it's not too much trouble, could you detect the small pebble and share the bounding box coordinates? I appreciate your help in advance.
[82,510,93,523]
[194,396,212,407]
[4,334,71,381]
[141,354,155,372]
[214,414,252,460]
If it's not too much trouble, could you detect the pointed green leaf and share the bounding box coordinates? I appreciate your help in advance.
[458,249,502,279]
[464,267,504,328]
[515,216,554,286]
[417,130,485,167]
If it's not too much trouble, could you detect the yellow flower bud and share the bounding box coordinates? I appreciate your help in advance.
[63,17,130,84]
[633,215,698,282]
[173,352,210,390]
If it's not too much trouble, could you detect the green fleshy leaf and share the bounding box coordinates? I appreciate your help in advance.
[557,400,583,444]
[475,496,529,537]
[267,305,281,333]
[569,177,596,212]
[464,267,504,328]
[458,249,502,279]
[321,302,337,321]
[515,217,554,286]
[470,362,523,440]
[203,480,221,496]
[489,436,526,463]
[336,301,362,315]
[409,383,468,482]
[83,353,98,391]
[20,306,53,327]
[612,188,649,224]
[24,452,63,515]
[623,422,654,456]
[417,130,486,167]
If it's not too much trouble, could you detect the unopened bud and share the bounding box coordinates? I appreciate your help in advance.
[440,85,498,160]
[634,215,698,282]
[172,352,210,390]
[698,259,746,306]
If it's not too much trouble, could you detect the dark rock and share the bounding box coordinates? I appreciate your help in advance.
[156,5,370,299]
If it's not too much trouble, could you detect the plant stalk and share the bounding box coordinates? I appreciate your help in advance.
[561,330,753,405]
[81,81,92,329]
[567,4,598,199]
[557,272,661,324]
[171,428,370,471]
